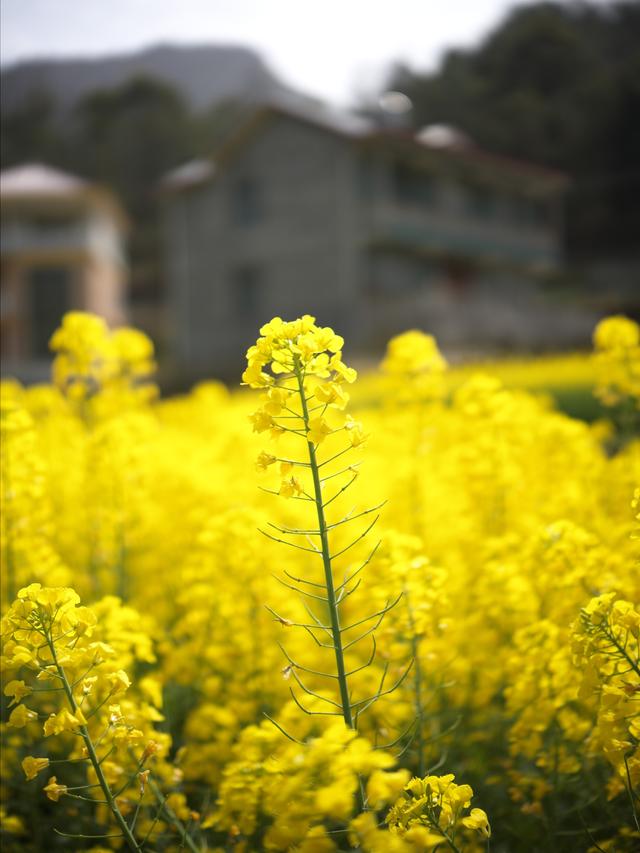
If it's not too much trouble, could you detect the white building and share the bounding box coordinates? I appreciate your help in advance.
[1,163,128,381]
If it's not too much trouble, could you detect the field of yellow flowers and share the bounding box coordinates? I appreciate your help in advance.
[1,312,638,853]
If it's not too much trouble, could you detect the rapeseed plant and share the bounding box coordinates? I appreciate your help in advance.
[1,583,200,851]
[243,316,409,737]
[1,311,638,851]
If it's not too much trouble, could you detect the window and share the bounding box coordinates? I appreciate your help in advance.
[357,156,375,201]
[28,266,71,358]
[230,176,263,226]
[31,214,80,230]
[393,162,435,206]
[531,200,549,227]
[369,253,437,296]
[232,266,262,319]
[466,185,496,218]
[509,195,549,227]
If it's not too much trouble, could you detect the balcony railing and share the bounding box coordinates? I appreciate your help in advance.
[366,204,560,268]
[1,222,92,257]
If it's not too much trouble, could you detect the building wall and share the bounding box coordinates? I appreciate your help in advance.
[356,148,562,268]
[166,116,362,377]
[164,118,575,377]
[83,255,127,326]
[353,148,569,350]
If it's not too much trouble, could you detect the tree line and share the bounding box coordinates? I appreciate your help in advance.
[383,0,640,256]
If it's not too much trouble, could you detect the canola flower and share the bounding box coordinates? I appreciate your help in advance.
[243,315,406,740]
[1,582,199,852]
[1,310,639,852]
[593,315,640,407]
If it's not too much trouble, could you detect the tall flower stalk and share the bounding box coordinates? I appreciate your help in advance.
[244,316,409,740]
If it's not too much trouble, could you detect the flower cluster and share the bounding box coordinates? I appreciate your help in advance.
[213,717,399,850]
[382,773,489,851]
[50,311,155,410]
[593,314,640,407]
[1,311,638,851]
[381,329,447,402]
[1,583,195,851]
[572,593,640,799]
[243,315,363,454]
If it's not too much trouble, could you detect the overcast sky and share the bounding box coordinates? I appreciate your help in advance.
[1,0,568,104]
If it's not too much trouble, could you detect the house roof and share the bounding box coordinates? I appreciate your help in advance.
[160,100,568,196]
[159,159,216,192]
[0,163,88,197]
[0,163,129,228]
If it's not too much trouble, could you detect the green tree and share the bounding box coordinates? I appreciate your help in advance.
[73,77,196,314]
[383,1,640,255]
[0,89,64,165]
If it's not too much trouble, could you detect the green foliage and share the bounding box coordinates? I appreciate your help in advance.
[384,1,640,256]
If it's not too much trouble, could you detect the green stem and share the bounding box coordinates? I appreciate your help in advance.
[600,623,640,678]
[405,589,426,777]
[294,360,354,730]
[3,453,17,602]
[146,775,202,853]
[293,361,367,816]
[46,633,142,852]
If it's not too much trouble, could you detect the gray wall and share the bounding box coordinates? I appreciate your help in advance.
[165,115,362,376]
[164,116,572,380]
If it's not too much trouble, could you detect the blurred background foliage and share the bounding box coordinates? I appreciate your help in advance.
[373,0,640,256]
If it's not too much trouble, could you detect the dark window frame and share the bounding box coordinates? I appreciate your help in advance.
[230,176,263,226]
[231,264,263,319]
[392,161,436,207]
[28,266,72,359]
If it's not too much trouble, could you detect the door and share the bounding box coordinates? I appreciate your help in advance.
[28,266,72,359]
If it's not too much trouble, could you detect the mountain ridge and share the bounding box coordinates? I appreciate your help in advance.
[0,43,306,114]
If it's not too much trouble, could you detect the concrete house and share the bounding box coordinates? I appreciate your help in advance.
[1,164,128,381]
[161,104,574,380]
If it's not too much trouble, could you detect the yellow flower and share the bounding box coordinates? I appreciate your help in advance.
[315,780,355,820]
[111,327,155,377]
[108,669,131,695]
[69,606,97,636]
[279,476,303,498]
[344,415,367,447]
[242,362,273,388]
[142,740,160,761]
[3,679,32,706]
[138,769,151,793]
[0,812,25,835]
[307,417,332,445]
[382,330,447,377]
[462,807,491,837]
[263,387,291,415]
[43,707,87,736]
[366,769,411,809]
[594,315,639,350]
[8,704,37,728]
[259,316,287,338]
[22,756,50,781]
[404,825,447,848]
[256,451,277,471]
[314,381,350,409]
[113,726,145,744]
[249,409,274,433]
[449,782,474,807]
[329,353,357,383]
[43,776,67,802]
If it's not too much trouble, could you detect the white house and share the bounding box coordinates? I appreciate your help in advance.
[1,163,128,381]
